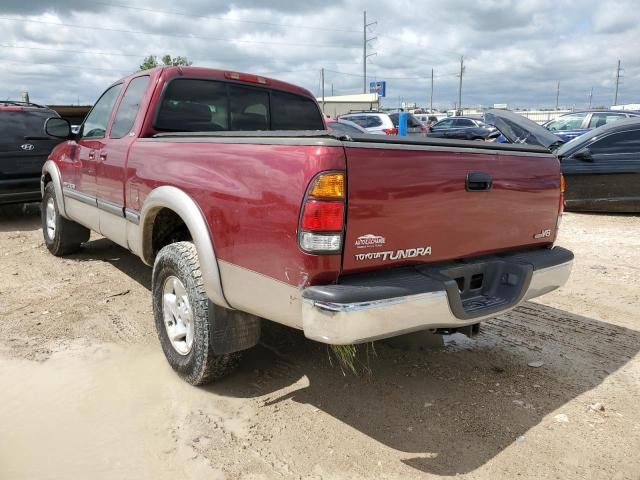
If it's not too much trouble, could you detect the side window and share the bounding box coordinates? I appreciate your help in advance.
[589,130,640,155]
[229,85,269,130]
[344,116,366,127]
[111,76,150,138]
[367,116,383,128]
[588,113,625,129]
[454,119,474,127]
[82,84,123,138]
[271,90,324,130]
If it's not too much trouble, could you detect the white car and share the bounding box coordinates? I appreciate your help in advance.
[338,112,425,136]
[338,112,397,135]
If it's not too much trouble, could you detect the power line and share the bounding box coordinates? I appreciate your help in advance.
[89,0,361,34]
[3,58,128,73]
[324,68,456,80]
[0,44,142,58]
[0,17,359,50]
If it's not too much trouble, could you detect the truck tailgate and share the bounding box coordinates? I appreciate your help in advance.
[342,143,561,273]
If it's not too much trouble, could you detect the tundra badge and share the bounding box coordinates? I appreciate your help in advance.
[355,246,432,262]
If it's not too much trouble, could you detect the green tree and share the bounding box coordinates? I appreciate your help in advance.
[139,54,193,70]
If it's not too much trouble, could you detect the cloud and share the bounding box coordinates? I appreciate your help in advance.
[0,0,637,109]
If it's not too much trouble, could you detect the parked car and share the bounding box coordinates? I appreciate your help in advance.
[554,118,640,212]
[388,113,428,135]
[543,110,640,142]
[0,101,64,205]
[41,67,572,385]
[485,109,640,212]
[427,116,500,141]
[337,111,396,135]
[326,118,368,135]
[414,113,441,128]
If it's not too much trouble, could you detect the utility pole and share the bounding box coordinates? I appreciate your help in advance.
[363,10,377,93]
[457,56,464,115]
[430,68,434,112]
[321,68,325,114]
[614,59,621,105]
[331,83,334,96]
[555,81,560,110]
[588,87,593,109]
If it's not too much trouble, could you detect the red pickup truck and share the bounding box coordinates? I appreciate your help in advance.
[41,67,573,385]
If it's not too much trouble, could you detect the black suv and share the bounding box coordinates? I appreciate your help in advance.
[0,101,63,205]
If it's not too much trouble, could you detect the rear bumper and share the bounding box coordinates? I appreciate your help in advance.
[0,177,41,205]
[301,247,573,345]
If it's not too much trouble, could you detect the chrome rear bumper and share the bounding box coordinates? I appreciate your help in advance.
[301,248,573,345]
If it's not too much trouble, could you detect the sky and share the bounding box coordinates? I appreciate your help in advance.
[1,0,639,110]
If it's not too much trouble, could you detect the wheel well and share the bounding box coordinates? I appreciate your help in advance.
[43,173,52,185]
[151,208,192,256]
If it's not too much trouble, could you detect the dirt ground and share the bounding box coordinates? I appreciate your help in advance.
[0,204,639,480]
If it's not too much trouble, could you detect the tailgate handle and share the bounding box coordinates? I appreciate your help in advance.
[466,172,493,192]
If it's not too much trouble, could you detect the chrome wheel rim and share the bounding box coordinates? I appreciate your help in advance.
[45,197,56,240]
[162,276,194,355]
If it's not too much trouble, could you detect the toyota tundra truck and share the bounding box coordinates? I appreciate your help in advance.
[41,66,573,385]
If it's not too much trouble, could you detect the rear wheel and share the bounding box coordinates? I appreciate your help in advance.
[152,241,240,385]
[42,183,90,256]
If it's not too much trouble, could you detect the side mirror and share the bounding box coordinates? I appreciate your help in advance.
[572,148,593,162]
[45,117,73,139]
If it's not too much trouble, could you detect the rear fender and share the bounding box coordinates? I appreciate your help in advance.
[137,186,231,309]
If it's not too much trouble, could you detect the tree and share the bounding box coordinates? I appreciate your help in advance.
[139,54,193,70]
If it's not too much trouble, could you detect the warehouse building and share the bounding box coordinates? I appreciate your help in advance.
[315,93,380,118]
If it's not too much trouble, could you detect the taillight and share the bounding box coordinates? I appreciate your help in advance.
[298,172,345,254]
[301,201,344,231]
[556,174,565,233]
[224,71,270,85]
[0,106,23,111]
[383,127,398,135]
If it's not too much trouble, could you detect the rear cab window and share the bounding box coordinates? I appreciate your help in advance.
[154,78,324,132]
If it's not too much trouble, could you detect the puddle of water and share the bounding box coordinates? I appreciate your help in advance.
[0,344,234,480]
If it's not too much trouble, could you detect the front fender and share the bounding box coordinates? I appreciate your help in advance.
[41,160,67,217]
[137,186,231,309]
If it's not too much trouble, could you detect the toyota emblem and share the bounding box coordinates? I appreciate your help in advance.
[20,143,35,151]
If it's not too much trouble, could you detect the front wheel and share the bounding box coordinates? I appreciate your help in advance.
[42,183,90,256]
[152,242,240,385]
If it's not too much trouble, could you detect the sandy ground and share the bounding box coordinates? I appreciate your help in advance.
[0,204,639,480]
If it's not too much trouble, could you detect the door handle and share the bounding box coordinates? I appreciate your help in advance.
[466,172,493,192]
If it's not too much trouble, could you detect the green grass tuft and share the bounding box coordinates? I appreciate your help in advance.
[329,343,377,376]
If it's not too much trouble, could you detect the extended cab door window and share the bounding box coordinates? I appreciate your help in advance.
[111,76,150,138]
[81,84,123,139]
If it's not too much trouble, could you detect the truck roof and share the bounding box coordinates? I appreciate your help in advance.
[120,66,316,100]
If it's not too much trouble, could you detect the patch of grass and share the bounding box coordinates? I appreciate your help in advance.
[329,343,377,376]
